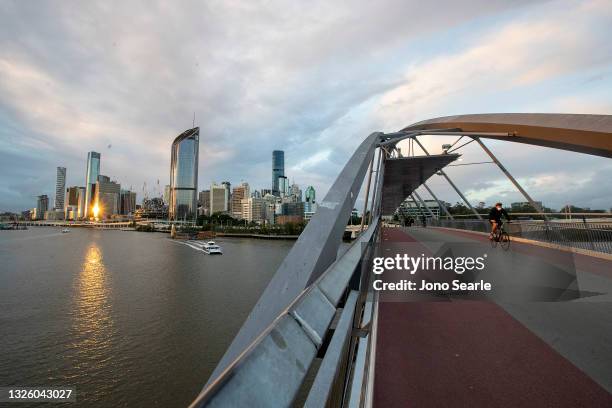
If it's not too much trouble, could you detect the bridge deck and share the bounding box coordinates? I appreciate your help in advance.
[373,227,612,407]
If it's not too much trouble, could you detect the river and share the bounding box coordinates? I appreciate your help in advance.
[0,228,294,407]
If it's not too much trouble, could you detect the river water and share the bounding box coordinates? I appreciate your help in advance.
[0,228,293,407]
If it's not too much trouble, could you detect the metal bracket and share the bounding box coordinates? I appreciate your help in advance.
[352,321,371,338]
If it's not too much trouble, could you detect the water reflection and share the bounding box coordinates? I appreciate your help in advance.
[71,244,115,364]
[3,229,293,407]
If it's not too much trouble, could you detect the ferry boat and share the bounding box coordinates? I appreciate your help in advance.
[202,241,223,255]
[61,228,70,233]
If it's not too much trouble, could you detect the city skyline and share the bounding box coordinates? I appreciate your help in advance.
[7,135,611,217]
[1,1,612,212]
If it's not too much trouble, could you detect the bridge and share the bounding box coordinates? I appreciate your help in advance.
[189,114,612,407]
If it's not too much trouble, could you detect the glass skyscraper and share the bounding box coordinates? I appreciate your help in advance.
[169,127,199,222]
[305,186,315,203]
[84,151,100,218]
[272,150,284,196]
[55,166,66,210]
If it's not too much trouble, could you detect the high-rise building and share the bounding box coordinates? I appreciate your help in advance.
[198,190,210,216]
[65,186,80,219]
[55,167,66,210]
[304,185,317,220]
[95,175,121,218]
[76,187,86,219]
[221,181,231,212]
[263,193,278,225]
[272,150,285,196]
[305,186,316,204]
[280,201,304,217]
[290,183,302,202]
[232,182,250,219]
[65,186,79,207]
[84,151,101,218]
[278,176,289,197]
[210,183,227,215]
[169,127,199,222]
[36,195,49,220]
[241,197,265,223]
[120,190,137,215]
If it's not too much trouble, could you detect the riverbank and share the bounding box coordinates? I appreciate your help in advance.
[216,232,299,240]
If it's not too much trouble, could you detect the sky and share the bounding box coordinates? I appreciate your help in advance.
[1,0,611,213]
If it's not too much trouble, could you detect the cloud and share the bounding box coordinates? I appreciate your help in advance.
[375,0,612,129]
[0,0,611,212]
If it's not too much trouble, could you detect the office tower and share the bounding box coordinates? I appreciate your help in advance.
[272,150,284,196]
[65,186,80,219]
[261,188,272,197]
[280,201,305,217]
[305,186,316,204]
[241,197,265,223]
[263,201,276,225]
[290,183,302,202]
[94,175,121,218]
[65,186,79,207]
[36,195,49,220]
[84,151,101,218]
[55,167,66,210]
[221,181,231,212]
[169,127,199,222]
[263,193,278,225]
[76,187,86,219]
[198,190,210,216]
[232,182,250,219]
[304,185,317,219]
[210,183,227,214]
[120,190,137,215]
[278,176,288,197]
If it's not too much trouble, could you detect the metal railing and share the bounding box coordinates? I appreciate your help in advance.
[430,219,612,254]
[188,218,380,407]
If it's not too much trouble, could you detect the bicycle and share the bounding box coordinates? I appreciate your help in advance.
[490,221,510,250]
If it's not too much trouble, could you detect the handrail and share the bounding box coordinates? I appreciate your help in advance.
[189,218,380,407]
[204,133,382,387]
[430,219,612,254]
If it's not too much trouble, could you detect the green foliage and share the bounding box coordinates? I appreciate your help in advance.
[195,215,306,236]
[135,223,155,232]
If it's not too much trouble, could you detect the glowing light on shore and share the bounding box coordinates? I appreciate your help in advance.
[93,203,100,218]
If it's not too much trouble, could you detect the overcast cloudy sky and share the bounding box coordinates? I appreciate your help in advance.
[1,0,611,212]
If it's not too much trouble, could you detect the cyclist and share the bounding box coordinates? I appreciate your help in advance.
[488,202,510,240]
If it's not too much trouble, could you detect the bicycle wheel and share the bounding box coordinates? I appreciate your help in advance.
[490,233,498,248]
[500,232,510,250]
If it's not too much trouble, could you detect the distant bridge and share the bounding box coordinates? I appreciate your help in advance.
[189,114,612,407]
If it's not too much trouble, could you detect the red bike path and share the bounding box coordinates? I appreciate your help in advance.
[373,227,612,408]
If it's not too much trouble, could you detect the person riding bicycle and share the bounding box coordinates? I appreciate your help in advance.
[488,202,510,240]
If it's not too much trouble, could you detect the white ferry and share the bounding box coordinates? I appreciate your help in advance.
[61,228,70,233]
[202,241,223,255]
